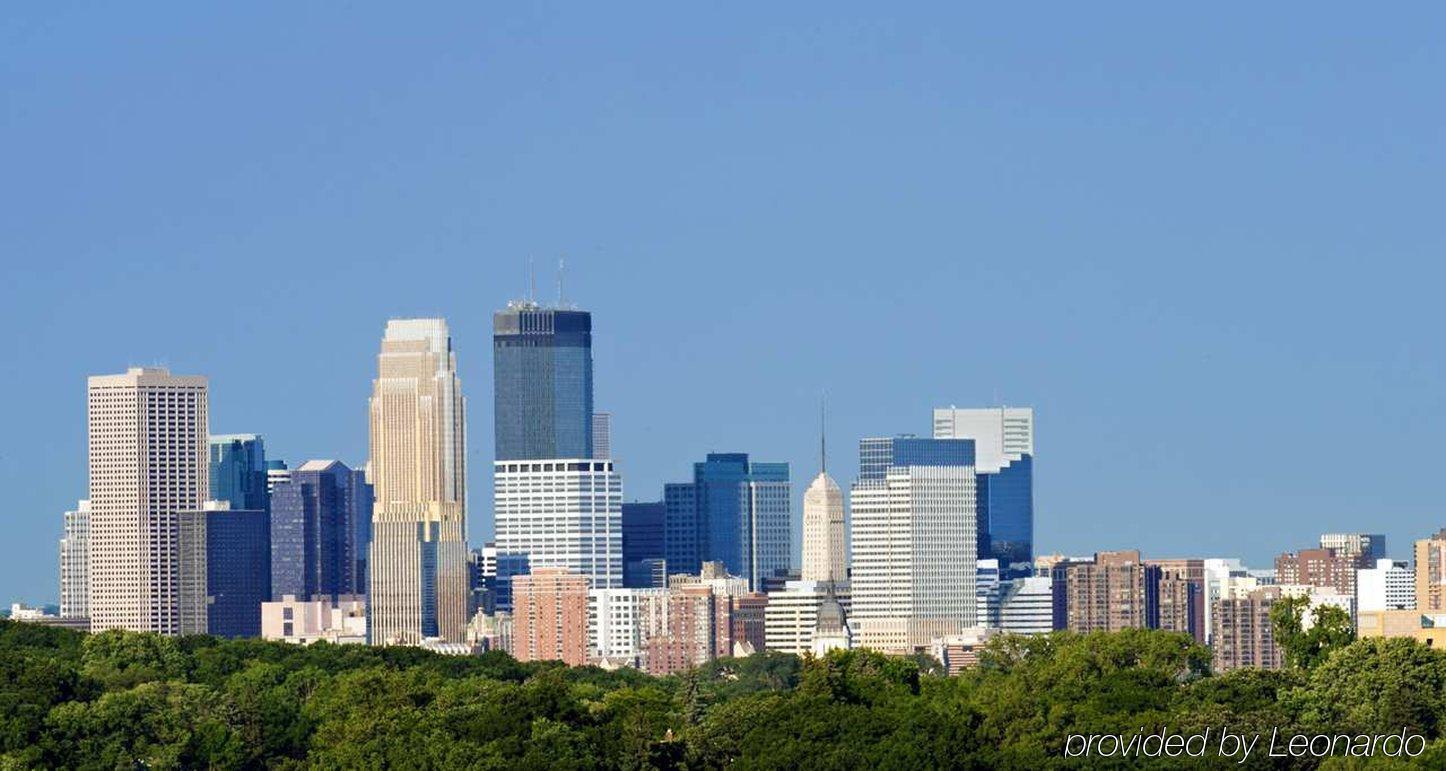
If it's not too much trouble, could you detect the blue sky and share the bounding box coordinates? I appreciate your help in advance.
[3,4,1443,603]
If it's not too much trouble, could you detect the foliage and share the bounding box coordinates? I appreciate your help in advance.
[1269,595,1357,670]
[1,619,1444,769]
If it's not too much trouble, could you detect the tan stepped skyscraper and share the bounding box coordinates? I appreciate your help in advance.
[87,367,209,635]
[368,319,469,645]
[801,405,846,584]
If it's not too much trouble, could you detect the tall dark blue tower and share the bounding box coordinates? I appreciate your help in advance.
[492,302,594,460]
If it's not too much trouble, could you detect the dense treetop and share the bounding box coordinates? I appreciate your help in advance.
[3,620,1445,769]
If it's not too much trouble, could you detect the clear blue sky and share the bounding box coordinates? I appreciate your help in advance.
[4,4,1443,603]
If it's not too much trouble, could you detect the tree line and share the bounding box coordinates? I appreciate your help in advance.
[2,616,1445,769]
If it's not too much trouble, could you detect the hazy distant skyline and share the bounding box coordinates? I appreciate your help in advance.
[5,4,1445,602]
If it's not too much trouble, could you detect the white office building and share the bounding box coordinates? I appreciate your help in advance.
[1357,559,1415,613]
[850,438,976,652]
[87,367,208,635]
[495,459,623,591]
[59,500,90,620]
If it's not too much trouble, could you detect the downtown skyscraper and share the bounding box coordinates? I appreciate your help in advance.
[933,406,1035,574]
[493,302,594,461]
[493,302,621,597]
[86,367,209,635]
[368,319,469,645]
[849,436,977,652]
[664,453,790,590]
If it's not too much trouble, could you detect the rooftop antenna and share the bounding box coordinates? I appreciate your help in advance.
[557,256,565,307]
[819,393,827,475]
[529,257,537,303]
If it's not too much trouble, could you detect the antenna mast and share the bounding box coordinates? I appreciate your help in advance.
[820,393,827,474]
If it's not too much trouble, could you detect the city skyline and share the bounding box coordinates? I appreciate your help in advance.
[7,5,1446,604]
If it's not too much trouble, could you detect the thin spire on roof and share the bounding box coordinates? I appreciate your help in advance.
[820,393,827,475]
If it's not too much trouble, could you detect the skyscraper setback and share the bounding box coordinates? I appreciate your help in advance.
[367,319,469,645]
[493,303,594,461]
[86,367,209,635]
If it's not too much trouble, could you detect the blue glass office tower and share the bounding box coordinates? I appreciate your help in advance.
[857,436,975,481]
[204,508,270,637]
[269,460,372,601]
[622,501,667,588]
[493,303,593,460]
[664,453,791,589]
[977,454,1033,571]
[209,434,269,511]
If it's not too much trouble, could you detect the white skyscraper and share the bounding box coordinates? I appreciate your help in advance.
[495,459,622,590]
[932,406,1033,473]
[368,319,470,646]
[87,367,208,635]
[801,409,846,585]
[764,579,851,655]
[59,500,90,620]
[849,437,977,652]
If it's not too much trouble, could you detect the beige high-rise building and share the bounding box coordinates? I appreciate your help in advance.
[801,471,846,584]
[368,319,469,645]
[1415,529,1446,613]
[87,367,208,635]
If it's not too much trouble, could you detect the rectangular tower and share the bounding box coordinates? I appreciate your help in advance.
[59,500,90,620]
[494,459,622,590]
[270,460,372,602]
[492,303,593,461]
[368,319,469,645]
[87,367,208,635]
[849,437,977,652]
[663,453,791,590]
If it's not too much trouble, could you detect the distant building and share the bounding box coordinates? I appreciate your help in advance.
[933,407,1034,574]
[1146,558,1206,643]
[1052,550,1199,638]
[208,434,269,511]
[1275,547,1368,598]
[495,459,622,591]
[638,584,729,675]
[1319,533,1386,563]
[493,303,594,461]
[178,501,270,637]
[851,437,977,652]
[511,569,590,666]
[801,468,847,585]
[622,501,667,588]
[764,580,851,655]
[269,460,371,602]
[1357,559,1415,614]
[368,319,470,646]
[1415,529,1446,613]
[664,453,790,590]
[589,587,660,663]
[1211,586,1284,672]
[261,594,367,645]
[997,576,1053,635]
[930,628,996,675]
[87,367,208,636]
[59,500,89,620]
[1202,559,1251,645]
